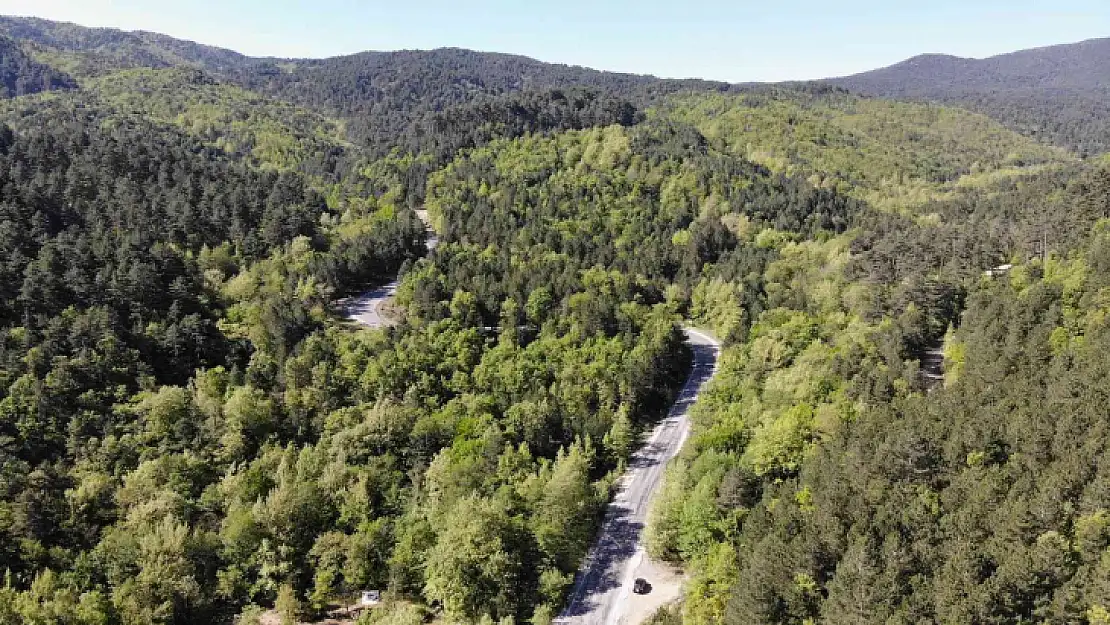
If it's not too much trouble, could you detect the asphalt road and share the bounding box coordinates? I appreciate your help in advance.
[343,211,436,328]
[342,280,400,327]
[557,328,721,625]
[343,213,721,625]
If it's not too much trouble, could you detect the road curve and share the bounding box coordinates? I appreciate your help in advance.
[341,215,721,624]
[342,210,437,328]
[558,328,721,625]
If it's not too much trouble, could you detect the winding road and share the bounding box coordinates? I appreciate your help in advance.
[341,214,721,625]
[343,281,400,327]
[558,328,721,625]
[342,210,437,328]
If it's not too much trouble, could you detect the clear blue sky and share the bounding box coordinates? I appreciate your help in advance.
[2,0,1108,82]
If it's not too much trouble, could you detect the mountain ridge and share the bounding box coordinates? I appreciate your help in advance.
[1,14,1108,155]
[0,14,737,152]
[825,36,1110,153]
[0,14,711,82]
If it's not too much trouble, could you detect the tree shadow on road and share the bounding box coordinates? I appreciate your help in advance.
[560,334,719,621]
[562,508,644,617]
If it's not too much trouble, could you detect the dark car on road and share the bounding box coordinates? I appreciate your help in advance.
[633,578,652,594]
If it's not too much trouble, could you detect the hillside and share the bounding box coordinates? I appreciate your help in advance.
[227,48,731,150]
[1,12,1110,625]
[84,67,351,173]
[663,88,1070,211]
[826,37,1110,155]
[0,14,251,75]
[0,15,732,153]
[0,34,75,97]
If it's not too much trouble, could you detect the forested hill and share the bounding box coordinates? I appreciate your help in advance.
[2,12,1110,625]
[0,15,251,73]
[825,37,1110,155]
[0,34,76,97]
[12,14,1110,157]
[230,48,731,150]
[0,15,732,152]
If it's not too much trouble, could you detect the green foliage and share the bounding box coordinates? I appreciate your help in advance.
[644,603,683,625]
[275,583,301,625]
[665,90,1071,211]
[742,403,814,477]
[108,516,203,625]
[682,544,739,625]
[532,444,601,571]
[602,405,634,465]
[423,496,531,621]
[356,602,427,625]
[3,16,1110,625]
[86,67,350,174]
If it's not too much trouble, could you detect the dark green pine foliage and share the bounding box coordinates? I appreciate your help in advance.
[0,35,76,97]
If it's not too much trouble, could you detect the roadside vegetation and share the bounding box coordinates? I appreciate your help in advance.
[0,17,1109,625]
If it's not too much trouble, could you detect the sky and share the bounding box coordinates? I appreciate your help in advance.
[0,0,1108,82]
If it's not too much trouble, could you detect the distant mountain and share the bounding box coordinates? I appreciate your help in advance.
[826,38,1110,155]
[6,15,1109,156]
[229,48,737,150]
[0,16,734,152]
[0,15,250,74]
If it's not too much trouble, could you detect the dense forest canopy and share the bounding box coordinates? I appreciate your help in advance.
[0,12,1109,625]
[0,15,734,155]
[0,34,76,98]
[662,89,1072,211]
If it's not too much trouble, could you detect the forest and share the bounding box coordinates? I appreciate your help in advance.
[827,37,1110,155]
[0,13,1108,625]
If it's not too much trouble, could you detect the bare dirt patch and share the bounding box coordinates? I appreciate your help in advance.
[625,556,686,625]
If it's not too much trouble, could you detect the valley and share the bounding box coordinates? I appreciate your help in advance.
[0,12,1108,625]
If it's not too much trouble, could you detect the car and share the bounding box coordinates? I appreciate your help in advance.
[633,578,652,595]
